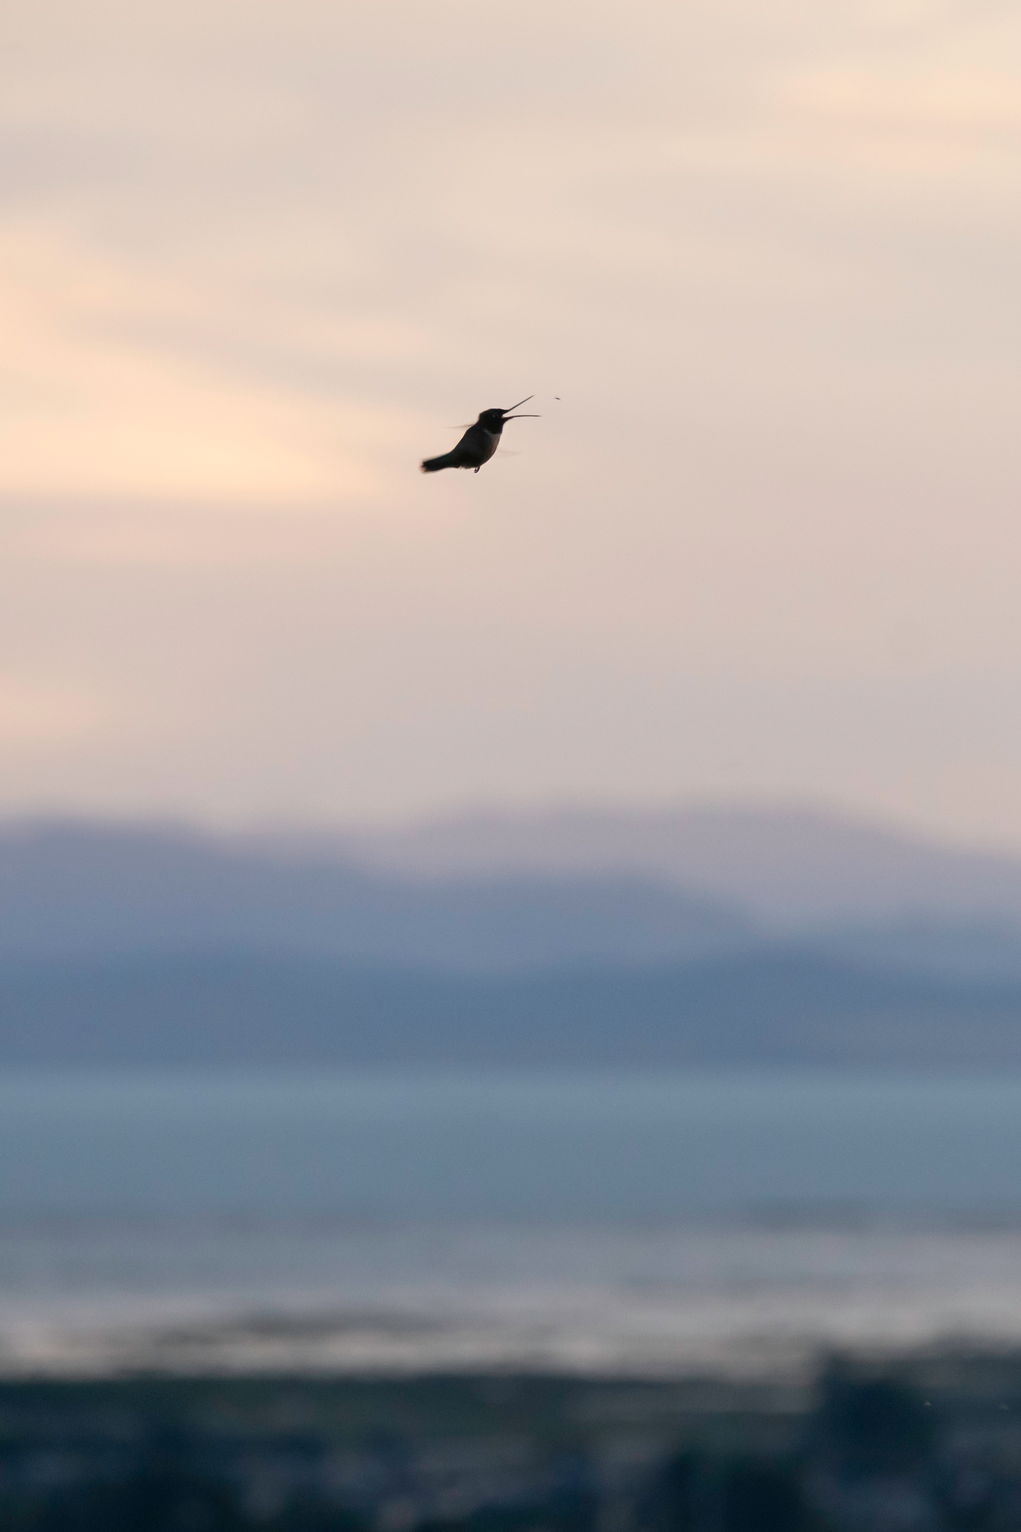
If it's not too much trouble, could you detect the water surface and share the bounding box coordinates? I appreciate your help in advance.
[3,1068,1020,1374]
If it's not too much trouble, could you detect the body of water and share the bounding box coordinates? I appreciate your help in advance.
[3,1068,1021,1376]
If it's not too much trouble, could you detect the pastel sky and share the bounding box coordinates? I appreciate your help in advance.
[4,0,1021,840]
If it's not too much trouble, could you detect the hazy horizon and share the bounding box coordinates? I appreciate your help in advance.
[1,791,1021,865]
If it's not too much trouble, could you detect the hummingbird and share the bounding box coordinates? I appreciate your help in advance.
[420,396,539,474]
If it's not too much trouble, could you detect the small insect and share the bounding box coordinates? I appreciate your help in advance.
[420,396,539,474]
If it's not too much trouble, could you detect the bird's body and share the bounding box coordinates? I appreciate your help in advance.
[421,417,501,474]
[420,398,538,473]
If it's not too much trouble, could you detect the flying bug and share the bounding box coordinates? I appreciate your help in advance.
[420,396,539,474]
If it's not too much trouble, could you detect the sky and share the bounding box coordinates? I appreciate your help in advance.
[3,0,1021,843]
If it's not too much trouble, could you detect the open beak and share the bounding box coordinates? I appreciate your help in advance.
[502,395,540,419]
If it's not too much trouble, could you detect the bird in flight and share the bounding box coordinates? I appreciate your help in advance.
[420,396,539,474]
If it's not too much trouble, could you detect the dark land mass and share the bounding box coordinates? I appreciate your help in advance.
[3,1353,1021,1530]
[2,947,1021,1068]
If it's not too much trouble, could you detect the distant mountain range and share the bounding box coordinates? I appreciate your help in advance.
[321,801,1021,928]
[1,805,1021,1068]
[2,948,1021,1069]
[0,820,750,970]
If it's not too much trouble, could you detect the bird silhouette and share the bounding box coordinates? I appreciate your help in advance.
[420,396,539,473]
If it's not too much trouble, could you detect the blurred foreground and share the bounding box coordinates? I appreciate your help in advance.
[3,1354,1021,1531]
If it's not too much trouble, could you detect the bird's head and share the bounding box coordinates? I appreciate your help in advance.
[476,396,540,431]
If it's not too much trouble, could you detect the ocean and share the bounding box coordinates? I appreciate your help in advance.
[4,1067,1021,1377]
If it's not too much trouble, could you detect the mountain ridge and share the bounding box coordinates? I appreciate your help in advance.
[0,818,750,970]
[321,800,1021,926]
[2,807,1021,1073]
[1,945,1020,1069]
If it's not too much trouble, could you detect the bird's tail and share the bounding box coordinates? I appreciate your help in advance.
[420,452,457,473]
